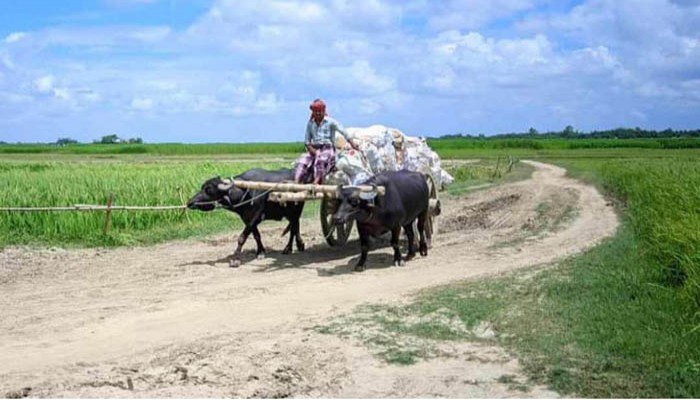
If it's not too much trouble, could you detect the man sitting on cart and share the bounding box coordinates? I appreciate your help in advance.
[294,98,360,184]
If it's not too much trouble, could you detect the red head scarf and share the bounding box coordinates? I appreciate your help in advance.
[309,98,327,123]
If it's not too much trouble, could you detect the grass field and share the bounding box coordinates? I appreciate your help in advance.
[0,158,292,247]
[2,140,700,397]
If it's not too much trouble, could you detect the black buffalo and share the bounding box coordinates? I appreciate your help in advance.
[187,168,305,267]
[333,170,433,271]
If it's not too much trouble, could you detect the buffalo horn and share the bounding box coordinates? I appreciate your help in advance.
[217,178,234,191]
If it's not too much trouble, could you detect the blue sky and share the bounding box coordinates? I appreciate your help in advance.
[1,0,699,143]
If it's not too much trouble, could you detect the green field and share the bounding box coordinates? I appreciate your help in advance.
[2,139,700,397]
[0,158,293,247]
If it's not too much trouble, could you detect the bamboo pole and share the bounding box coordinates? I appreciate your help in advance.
[228,180,385,196]
[268,192,327,203]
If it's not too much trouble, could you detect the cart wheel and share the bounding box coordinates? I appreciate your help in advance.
[321,197,354,247]
[425,174,440,247]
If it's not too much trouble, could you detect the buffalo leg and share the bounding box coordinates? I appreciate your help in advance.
[282,221,294,254]
[230,225,253,267]
[355,227,370,272]
[417,209,428,256]
[282,218,303,254]
[294,218,305,252]
[403,222,416,261]
[391,227,402,267]
[252,225,266,259]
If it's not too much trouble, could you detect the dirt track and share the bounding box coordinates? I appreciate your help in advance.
[0,161,618,398]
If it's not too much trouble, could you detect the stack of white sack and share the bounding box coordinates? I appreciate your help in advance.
[334,125,454,188]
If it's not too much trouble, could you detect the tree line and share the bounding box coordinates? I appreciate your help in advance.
[54,135,143,145]
[437,126,700,140]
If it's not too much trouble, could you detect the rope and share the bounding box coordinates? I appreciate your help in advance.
[188,185,277,210]
[0,205,186,212]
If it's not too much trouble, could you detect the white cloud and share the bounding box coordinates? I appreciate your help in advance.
[130,97,154,111]
[4,32,26,43]
[52,87,71,101]
[313,60,395,94]
[358,98,381,114]
[125,26,172,43]
[34,75,55,93]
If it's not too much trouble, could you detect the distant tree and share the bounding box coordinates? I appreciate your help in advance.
[56,137,78,146]
[126,137,143,144]
[563,125,577,138]
[98,134,120,144]
[528,127,539,136]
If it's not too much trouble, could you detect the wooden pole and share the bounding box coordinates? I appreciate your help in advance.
[268,192,327,203]
[103,193,114,235]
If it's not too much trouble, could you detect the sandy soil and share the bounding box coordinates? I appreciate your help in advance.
[0,161,618,398]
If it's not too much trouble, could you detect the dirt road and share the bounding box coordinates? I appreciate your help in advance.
[0,161,618,398]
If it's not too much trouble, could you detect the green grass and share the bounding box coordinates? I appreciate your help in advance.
[443,158,535,196]
[0,142,304,155]
[428,137,700,152]
[0,158,300,247]
[4,137,700,157]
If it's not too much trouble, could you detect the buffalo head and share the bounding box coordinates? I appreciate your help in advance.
[332,185,378,225]
[187,176,238,212]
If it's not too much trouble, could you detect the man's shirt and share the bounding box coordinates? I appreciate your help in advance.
[305,116,350,146]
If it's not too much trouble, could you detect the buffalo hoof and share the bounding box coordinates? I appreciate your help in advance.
[419,243,428,257]
[281,246,292,255]
[229,258,241,268]
[405,253,416,261]
[297,242,305,252]
[393,259,403,267]
[354,264,366,272]
[256,252,266,260]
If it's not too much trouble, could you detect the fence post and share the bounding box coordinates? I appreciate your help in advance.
[493,156,501,179]
[103,193,114,235]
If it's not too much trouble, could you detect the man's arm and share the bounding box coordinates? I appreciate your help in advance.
[333,121,360,150]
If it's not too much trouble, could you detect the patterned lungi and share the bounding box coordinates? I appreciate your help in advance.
[294,144,336,183]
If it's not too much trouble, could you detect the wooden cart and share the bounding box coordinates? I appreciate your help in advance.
[221,174,440,247]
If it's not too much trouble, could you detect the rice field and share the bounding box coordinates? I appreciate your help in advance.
[0,158,293,247]
[600,159,700,308]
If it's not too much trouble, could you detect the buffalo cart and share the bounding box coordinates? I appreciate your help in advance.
[217,174,440,248]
